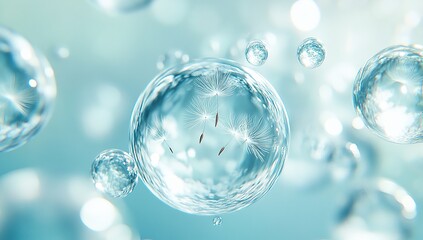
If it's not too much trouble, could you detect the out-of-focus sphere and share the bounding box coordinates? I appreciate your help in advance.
[353,45,423,144]
[0,27,56,152]
[91,149,138,198]
[89,0,152,14]
[0,169,139,240]
[130,58,289,215]
[297,37,325,68]
[245,40,268,66]
[334,179,416,240]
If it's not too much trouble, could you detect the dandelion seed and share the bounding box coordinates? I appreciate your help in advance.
[218,146,225,156]
[218,114,272,162]
[0,73,36,117]
[196,69,235,128]
[148,115,174,154]
[185,97,215,144]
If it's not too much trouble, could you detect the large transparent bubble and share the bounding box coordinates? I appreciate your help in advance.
[130,58,289,215]
[0,27,56,152]
[353,45,423,144]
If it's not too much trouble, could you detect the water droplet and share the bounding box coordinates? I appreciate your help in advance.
[156,50,189,71]
[91,149,138,198]
[245,40,268,66]
[130,59,289,215]
[0,27,56,152]
[353,45,423,143]
[213,216,222,226]
[297,37,325,68]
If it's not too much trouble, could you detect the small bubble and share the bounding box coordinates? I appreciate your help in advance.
[297,37,325,68]
[245,40,268,66]
[91,149,138,198]
[213,216,222,226]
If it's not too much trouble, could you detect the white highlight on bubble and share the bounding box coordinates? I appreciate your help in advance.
[28,79,38,88]
[80,197,118,232]
[290,0,320,31]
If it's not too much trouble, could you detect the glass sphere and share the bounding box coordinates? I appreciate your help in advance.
[91,149,138,198]
[297,37,325,68]
[353,45,423,144]
[89,0,152,14]
[0,27,56,152]
[130,58,289,215]
[245,40,268,66]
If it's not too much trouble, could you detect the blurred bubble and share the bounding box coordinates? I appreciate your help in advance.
[213,216,222,226]
[92,149,138,198]
[297,37,325,68]
[245,40,268,66]
[0,169,139,240]
[156,50,189,71]
[290,0,320,31]
[0,26,56,152]
[329,142,360,182]
[334,178,416,240]
[81,84,123,139]
[353,45,423,143]
[130,58,289,215]
[152,0,188,25]
[89,0,152,14]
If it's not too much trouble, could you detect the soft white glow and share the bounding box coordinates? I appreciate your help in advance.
[28,79,37,88]
[106,224,133,240]
[290,0,320,31]
[324,117,343,136]
[80,197,117,232]
[375,107,415,139]
[56,47,70,59]
[1,169,40,202]
[352,117,365,130]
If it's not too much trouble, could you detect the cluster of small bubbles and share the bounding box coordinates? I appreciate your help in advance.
[297,37,325,68]
[130,58,289,215]
[89,0,152,14]
[91,149,138,198]
[334,179,416,240]
[156,50,189,71]
[353,45,423,144]
[245,40,268,66]
[213,216,222,226]
[0,26,56,152]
